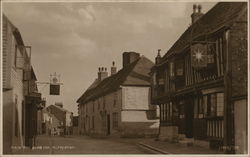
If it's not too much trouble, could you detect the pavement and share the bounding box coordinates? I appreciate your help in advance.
[11,134,224,155]
[136,138,224,154]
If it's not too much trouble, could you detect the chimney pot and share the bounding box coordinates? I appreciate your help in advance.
[191,4,203,24]
[198,4,202,13]
[111,61,117,75]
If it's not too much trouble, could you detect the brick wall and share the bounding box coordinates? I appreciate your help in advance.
[3,16,26,153]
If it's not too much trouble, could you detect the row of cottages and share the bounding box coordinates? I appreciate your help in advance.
[3,14,44,154]
[150,2,247,154]
[77,52,159,137]
[47,103,73,135]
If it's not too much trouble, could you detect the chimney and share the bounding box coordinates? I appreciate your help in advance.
[98,67,108,81]
[191,4,203,24]
[122,51,140,68]
[155,49,162,64]
[111,61,117,75]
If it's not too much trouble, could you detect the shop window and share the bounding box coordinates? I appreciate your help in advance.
[199,92,224,117]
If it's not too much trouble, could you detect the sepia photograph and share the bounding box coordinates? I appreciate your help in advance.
[1,0,248,156]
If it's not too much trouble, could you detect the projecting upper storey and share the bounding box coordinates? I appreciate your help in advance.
[151,2,247,102]
[77,52,154,105]
[156,2,247,65]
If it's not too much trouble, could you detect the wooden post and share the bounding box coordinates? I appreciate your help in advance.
[223,30,235,154]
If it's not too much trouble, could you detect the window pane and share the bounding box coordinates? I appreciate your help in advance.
[216,93,224,116]
[210,94,217,117]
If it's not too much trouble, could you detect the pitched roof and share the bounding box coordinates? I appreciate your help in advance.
[48,104,71,113]
[77,56,154,104]
[159,2,247,64]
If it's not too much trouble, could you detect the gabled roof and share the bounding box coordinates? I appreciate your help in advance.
[159,2,247,64]
[77,56,154,104]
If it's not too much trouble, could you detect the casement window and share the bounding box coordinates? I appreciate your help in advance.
[207,43,216,64]
[216,93,224,116]
[169,62,175,77]
[112,112,118,128]
[175,60,184,76]
[196,92,224,118]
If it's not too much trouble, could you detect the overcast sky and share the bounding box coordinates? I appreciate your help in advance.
[3,1,216,115]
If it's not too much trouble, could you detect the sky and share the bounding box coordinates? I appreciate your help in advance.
[2,1,216,115]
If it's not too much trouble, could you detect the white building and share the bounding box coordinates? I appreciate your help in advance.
[77,52,159,137]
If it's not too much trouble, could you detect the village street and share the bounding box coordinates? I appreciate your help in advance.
[12,134,222,155]
[16,135,152,154]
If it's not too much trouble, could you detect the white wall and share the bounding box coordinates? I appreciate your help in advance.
[122,86,150,110]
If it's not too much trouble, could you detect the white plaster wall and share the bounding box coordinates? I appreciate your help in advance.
[121,111,148,122]
[65,112,72,127]
[78,89,123,135]
[122,86,150,110]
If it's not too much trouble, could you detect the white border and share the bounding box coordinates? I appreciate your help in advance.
[0,0,249,157]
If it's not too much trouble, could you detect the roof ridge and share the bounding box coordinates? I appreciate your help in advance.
[77,56,153,104]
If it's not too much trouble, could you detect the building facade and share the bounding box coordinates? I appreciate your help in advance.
[3,14,42,153]
[150,2,247,154]
[47,103,73,135]
[77,52,159,137]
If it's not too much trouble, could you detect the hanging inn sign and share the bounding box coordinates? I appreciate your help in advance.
[49,73,62,95]
[190,42,216,69]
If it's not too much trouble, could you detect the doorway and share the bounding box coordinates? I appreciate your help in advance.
[185,99,194,138]
[107,114,110,135]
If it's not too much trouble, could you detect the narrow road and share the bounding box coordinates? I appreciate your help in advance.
[21,135,152,154]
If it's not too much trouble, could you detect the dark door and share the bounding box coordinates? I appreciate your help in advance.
[185,99,194,138]
[107,114,110,135]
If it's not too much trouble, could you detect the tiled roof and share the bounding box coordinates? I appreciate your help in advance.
[77,56,154,104]
[159,2,247,64]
